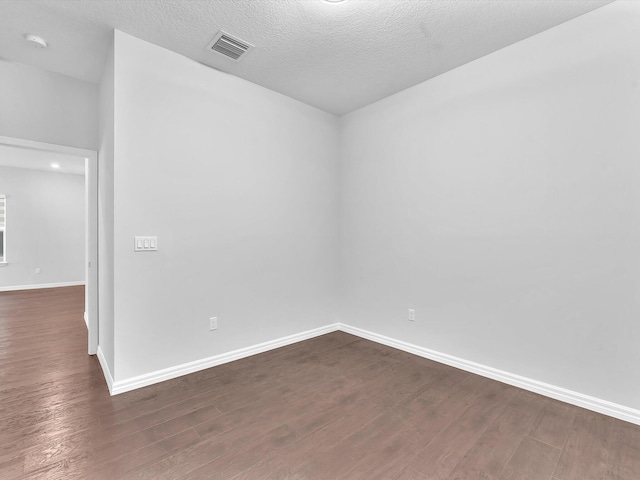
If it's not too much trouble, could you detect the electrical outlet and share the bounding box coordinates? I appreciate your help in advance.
[209,317,218,331]
[408,308,415,322]
[35,268,41,274]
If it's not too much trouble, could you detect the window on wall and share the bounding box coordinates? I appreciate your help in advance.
[0,195,5,263]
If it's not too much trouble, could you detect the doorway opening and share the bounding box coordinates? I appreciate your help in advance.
[0,136,98,354]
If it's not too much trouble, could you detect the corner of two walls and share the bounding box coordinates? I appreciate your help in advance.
[103,0,640,416]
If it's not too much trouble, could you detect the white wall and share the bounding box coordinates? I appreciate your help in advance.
[0,166,85,288]
[98,37,115,376]
[0,60,98,151]
[340,1,640,410]
[110,31,340,381]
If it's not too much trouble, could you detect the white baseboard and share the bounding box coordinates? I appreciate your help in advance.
[97,346,114,395]
[98,319,640,425]
[339,323,640,426]
[110,323,341,396]
[0,281,85,292]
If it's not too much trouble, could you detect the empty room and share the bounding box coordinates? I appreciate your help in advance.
[0,0,639,478]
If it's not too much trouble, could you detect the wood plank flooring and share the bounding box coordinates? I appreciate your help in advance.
[1,286,639,479]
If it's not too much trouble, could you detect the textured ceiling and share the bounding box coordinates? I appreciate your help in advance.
[0,0,615,115]
[0,144,85,176]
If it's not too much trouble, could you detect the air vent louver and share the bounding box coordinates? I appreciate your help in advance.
[207,31,254,61]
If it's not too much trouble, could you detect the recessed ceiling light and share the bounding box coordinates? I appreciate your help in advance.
[324,0,346,3]
[24,33,48,49]
[51,163,60,169]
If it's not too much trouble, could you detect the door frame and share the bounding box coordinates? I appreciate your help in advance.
[0,136,99,355]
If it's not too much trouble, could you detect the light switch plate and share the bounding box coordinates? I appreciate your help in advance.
[134,236,158,252]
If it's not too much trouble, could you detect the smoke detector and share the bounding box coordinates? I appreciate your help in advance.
[24,33,48,49]
[206,31,254,61]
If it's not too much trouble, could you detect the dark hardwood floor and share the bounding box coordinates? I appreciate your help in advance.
[1,286,639,479]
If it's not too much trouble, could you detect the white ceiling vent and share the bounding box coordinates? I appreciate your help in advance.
[207,31,254,61]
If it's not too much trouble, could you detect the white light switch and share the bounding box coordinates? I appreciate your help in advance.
[134,236,158,252]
